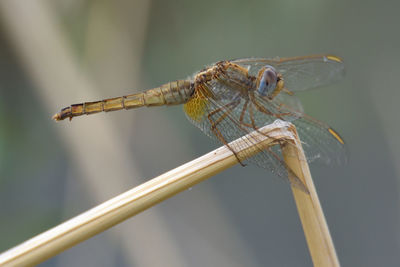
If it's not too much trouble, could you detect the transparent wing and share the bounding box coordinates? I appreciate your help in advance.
[255,94,347,165]
[273,93,304,114]
[232,55,345,92]
[184,86,307,190]
[292,116,347,165]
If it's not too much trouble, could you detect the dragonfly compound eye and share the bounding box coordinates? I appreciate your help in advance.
[257,65,278,96]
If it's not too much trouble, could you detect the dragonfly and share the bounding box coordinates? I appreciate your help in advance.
[53,55,346,191]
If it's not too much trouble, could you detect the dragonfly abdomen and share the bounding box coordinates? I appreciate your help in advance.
[52,80,193,121]
[153,80,193,106]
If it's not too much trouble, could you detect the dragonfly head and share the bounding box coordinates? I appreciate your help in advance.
[256,65,284,99]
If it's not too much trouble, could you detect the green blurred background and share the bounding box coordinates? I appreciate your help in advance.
[0,0,399,266]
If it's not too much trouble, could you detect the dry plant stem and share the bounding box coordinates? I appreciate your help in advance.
[0,121,289,266]
[0,121,339,266]
[282,125,340,267]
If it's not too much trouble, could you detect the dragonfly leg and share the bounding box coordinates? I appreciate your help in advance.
[238,102,284,147]
[250,93,292,120]
[238,100,260,129]
[243,104,307,190]
[238,99,249,124]
[207,101,246,166]
[248,95,304,152]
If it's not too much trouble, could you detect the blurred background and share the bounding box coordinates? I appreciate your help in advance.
[0,0,399,266]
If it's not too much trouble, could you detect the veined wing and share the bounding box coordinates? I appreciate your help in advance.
[184,85,307,191]
[232,55,345,92]
[273,93,304,114]
[292,115,347,165]
[255,94,347,165]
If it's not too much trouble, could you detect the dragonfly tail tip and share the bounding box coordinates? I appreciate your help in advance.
[52,113,62,121]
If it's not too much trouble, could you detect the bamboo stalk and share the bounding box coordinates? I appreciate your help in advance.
[0,121,339,266]
[282,124,340,267]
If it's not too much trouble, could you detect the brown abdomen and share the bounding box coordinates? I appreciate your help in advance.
[53,80,193,121]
